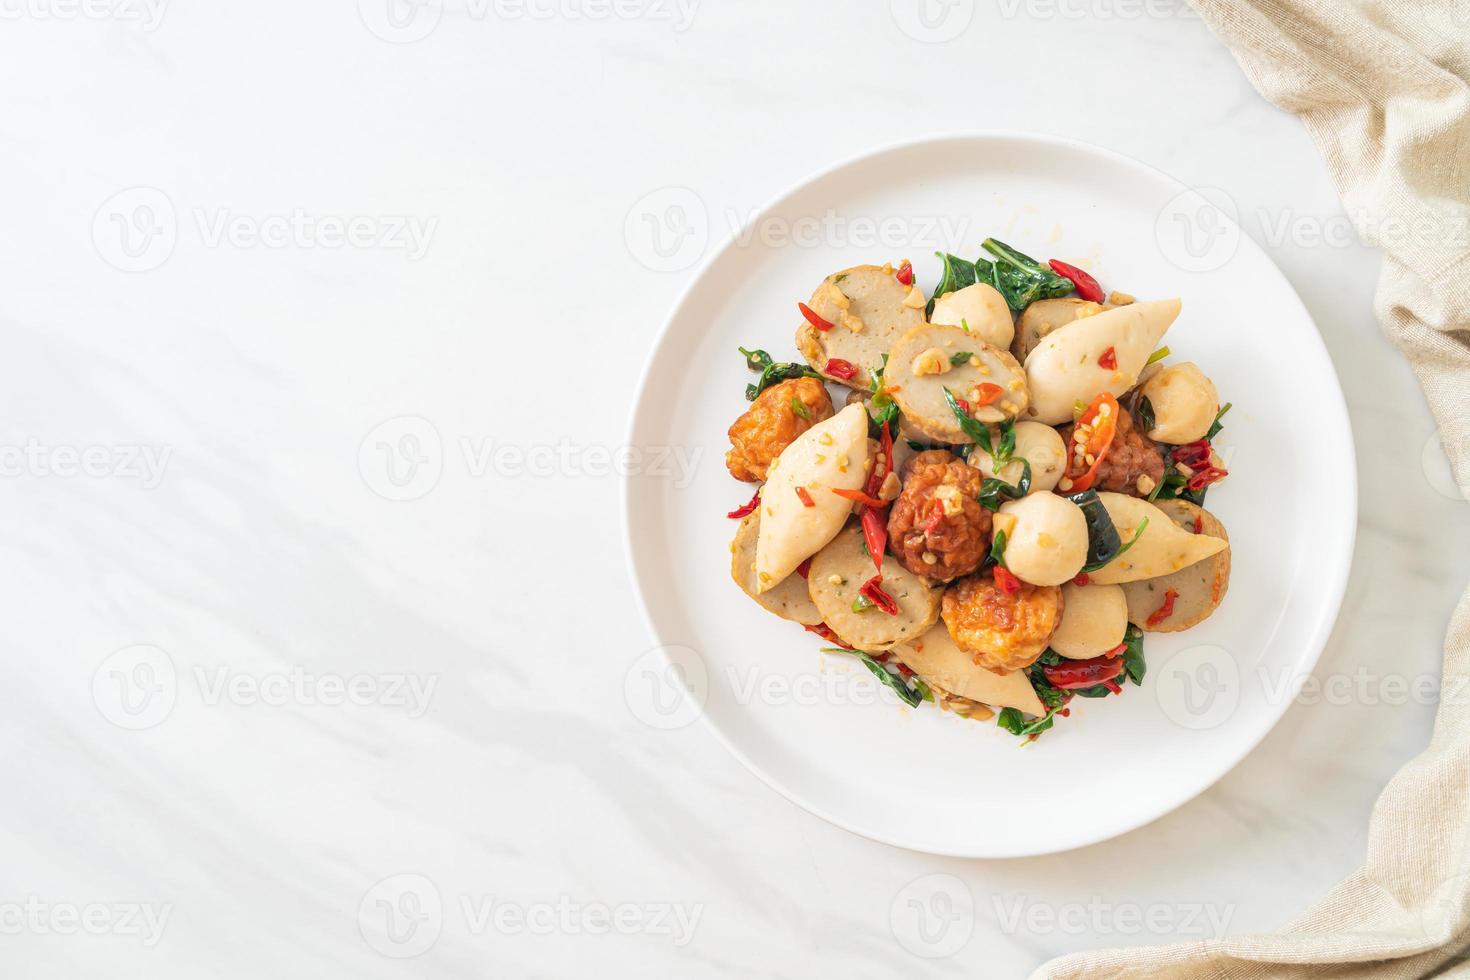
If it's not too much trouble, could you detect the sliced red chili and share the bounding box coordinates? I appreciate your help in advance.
[1104,641,1128,658]
[1098,346,1118,371]
[973,382,1004,406]
[1146,588,1180,627]
[859,575,899,616]
[895,260,913,285]
[824,358,857,381]
[1065,392,1121,493]
[1171,439,1213,469]
[860,504,888,574]
[794,487,815,508]
[1072,572,1090,586]
[864,421,893,499]
[726,490,760,519]
[1043,655,1126,690]
[796,557,811,579]
[922,504,945,534]
[954,397,971,415]
[1192,514,1204,534]
[993,566,1022,595]
[833,487,886,508]
[804,622,852,649]
[1185,466,1228,492]
[1048,258,1104,303]
[798,302,833,332]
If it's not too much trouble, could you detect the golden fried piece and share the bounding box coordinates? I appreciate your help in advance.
[887,450,991,582]
[725,377,834,483]
[941,571,1064,673]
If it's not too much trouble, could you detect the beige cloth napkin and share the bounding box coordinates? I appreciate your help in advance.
[1035,1,1470,977]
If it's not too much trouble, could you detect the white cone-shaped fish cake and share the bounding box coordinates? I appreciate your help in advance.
[754,403,870,592]
[1085,492,1227,585]
[890,622,1045,717]
[1024,298,1181,424]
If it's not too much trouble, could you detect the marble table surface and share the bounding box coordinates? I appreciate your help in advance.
[2,1,1467,976]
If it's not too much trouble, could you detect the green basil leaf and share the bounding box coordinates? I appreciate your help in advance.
[1122,624,1146,685]
[1137,396,1156,435]
[1080,517,1148,573]
[1206,401,1233,439]
[856,653,923,708]
[978,458,1032,512]
[928,252,978,315]
[1065,489,1122,568]
[950,351,974,367]
[942,386,994,456]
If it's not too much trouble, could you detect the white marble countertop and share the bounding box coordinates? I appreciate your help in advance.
[2,1,1468,976]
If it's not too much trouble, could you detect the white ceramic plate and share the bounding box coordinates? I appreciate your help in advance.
[623,133,1356,857]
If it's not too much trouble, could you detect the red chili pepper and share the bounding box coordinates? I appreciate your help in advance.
[955,397,971,415]
[860,505,888,574]
[794,487,815,508]
[922,501,945,535]
[1043,655,1126,690]
[1048,258,1104,303]
[993,566,1022,595]
[798,302,833,332]
[973,382,1004,406]
[1171,439,1213,469]
[1104,641,1128,658]
[1146,588,1180,627]
[833,487,886,508]
[726,490,760,519]
[864,421,893,499]
[804,622,852,649]
[824,358,857,381]
[1185,466,1228,492]
[1098,346,1118,371]
[1072,572,1090,586]
[1065,392,1121,493]
[895,260,913,285]
[1193,514,1204,534]
[859,575,900,615]
[796,557,811,579]
[1102,679,1123,695]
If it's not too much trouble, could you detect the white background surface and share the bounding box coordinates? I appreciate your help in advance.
[2,1,1467,977]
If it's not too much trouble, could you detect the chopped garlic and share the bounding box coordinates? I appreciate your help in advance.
[840,311,865,334]
[1108,290,1135,305]
[901,285,925,309]
[910,347,951,377]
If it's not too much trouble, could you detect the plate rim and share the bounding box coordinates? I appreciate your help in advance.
[621,129,1359,858]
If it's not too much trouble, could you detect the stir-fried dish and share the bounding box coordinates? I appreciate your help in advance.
[725,240,1233,741]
